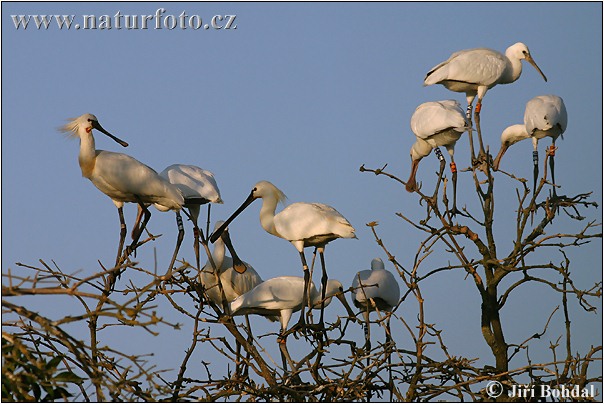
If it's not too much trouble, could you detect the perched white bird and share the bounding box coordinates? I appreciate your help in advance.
[352,258,400,402]
[230,275,352,371]
[60,113,184,267]
[158,164,223,271]
[406,100,469,213]
[424,42,547,118]
[493,95,568,194]
[200,221,263,306]
[424,43,547,156]
[211,181,356,328]
[230,276,349,334]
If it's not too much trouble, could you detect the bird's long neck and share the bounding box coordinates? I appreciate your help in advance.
[259,197,280,237]
[211,237,226,271]
[411,138,432,160]
[501,50,523,84]
[78,129,97,179]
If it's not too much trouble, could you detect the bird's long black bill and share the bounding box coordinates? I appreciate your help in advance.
[209,191,256,243]
[221,229,247,274]
[527,55,547,82]
[92,120,129,148]
[336,293,356,318]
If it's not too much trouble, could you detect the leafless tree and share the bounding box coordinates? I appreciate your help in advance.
[3,118,602,401]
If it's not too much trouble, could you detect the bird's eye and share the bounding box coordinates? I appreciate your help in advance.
[87,119,92,122]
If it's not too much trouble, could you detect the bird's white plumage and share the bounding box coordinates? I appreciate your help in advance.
[229,276,344,331]
[494,95,568,170]
[424,43,547,110]
[351,258,400,313]
[410,100,468,148]
[252,181,356,252]
[200,221,263,303]
[160,164,222,204]
[425,48,509,90]
[61,113,184,211]
[406,100,469,194]
[524,95,568,140]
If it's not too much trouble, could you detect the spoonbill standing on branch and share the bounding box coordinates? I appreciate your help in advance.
[60,113,184,270]
[351,258,400,351]
[406,100,470,214]
[230,276,353,371]
[210,181,356,330]
[424,42,547,155]
[493,95,567,196]
[157,164,224,272]
[351,257,400,401]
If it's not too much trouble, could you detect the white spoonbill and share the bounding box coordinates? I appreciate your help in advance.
[200,221,263,306]
[493,95,567,195]
[230,276,352,371]
[424,42,547,118]
[406,100,469,214]
[351,258,400,350]
[158,164,224,272]
[424,42,547,155]
[60,114,184,268]
[210,181,356,329]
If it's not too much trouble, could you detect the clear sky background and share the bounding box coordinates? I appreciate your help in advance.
[2,1,602,394]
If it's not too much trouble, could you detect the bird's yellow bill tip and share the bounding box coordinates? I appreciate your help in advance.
[233,263,248,274]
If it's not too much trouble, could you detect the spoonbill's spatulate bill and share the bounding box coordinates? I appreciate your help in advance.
[424,42,547,118]
[200,221,263,306]
[406,100,469,214]
[60,113,184,269]
[158,164,223,271]
[211,181,356,329]
[493,95,567,195]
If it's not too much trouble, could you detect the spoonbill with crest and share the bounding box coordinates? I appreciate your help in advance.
[60,113,184,269]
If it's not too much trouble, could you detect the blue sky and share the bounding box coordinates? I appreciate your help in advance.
[2,1,602,393]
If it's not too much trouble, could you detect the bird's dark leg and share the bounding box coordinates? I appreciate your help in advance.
[165,211,185,278]
[474,106,487,159]
[296,251,310,329]
[533,150,539,197]
[278,333,297,375]
[235,315,253,378]
[364,309,372,402]
[466,126,477,165]
[432,148,446,203]
[116,207,127,267]
[182,208,203,269]
[318,247,328,332]
[548,144,557,197]
[206,204,212,242]
[450,160,460,216]
[127,201,151,256]
[465,104,473,122]
[386,318,394,402]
